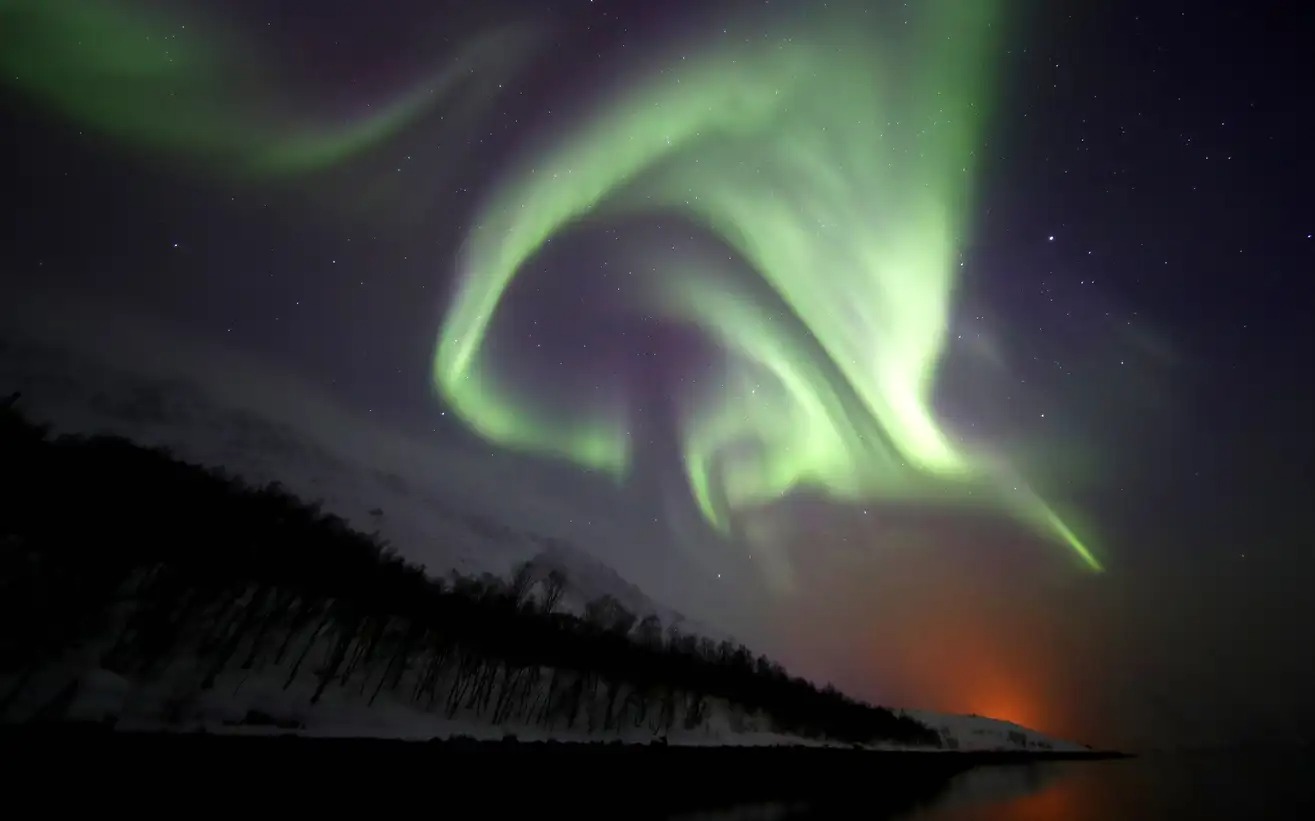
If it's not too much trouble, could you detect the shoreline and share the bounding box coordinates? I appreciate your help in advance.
[0,721,1131,759]
[2,723,1129,813]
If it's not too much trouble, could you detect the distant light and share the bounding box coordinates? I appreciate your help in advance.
[1047,235,1054,241]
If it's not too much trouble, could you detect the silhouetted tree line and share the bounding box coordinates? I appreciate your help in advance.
[0,395,939,747]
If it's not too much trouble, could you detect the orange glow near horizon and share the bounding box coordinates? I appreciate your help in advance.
[882,597,1056,733]
[774,525,1088,742]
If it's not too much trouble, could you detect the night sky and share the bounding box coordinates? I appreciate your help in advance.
[3,0,1313,750]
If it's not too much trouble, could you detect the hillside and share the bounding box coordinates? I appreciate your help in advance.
[0,333,1089,755]
[901,709,1090,754]
[0,398,939,749]
[0,333,719,639]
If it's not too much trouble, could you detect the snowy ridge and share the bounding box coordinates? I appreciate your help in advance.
[0,332,1088,752]
[900,709,1089,753]
[8,654,1085,752]
[525,540,724,640]
[6,636,840,749]
[0,334,720,639]
[39,674,815,749]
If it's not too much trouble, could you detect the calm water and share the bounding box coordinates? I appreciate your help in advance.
[674,753,1315,820]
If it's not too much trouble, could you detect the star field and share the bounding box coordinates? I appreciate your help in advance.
[1,0,1312,748]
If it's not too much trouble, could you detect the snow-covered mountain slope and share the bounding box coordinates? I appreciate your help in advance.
[10,655,1087,751]
[0,332,714,637]
[900,709,1089,753]
[0,327,1088,751]
[19,659,806,748]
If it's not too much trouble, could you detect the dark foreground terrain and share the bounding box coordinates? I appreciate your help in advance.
[0,724,1126,816]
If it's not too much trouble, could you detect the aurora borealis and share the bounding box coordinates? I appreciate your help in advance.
[432,2,1100,572]
[0,0,538,178]
[4,0,1314,753]
[0,0,1096,574]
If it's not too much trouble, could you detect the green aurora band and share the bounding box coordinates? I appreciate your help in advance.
[0,0,1101,572]
[0,0,536,179]
[434,3,1103,571]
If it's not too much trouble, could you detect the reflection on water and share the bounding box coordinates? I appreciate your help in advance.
[914,762,1070,810]
[669,802,811,821]
[673,753,1315,820]
[911,753,1315,821]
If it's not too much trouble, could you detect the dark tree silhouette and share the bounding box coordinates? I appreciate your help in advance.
[0,398,940,747]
